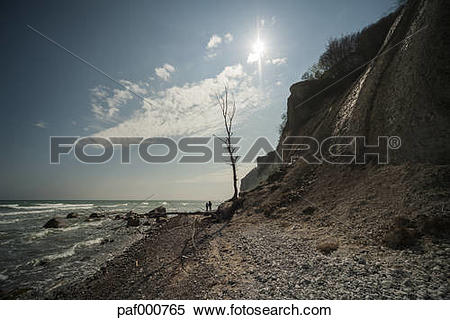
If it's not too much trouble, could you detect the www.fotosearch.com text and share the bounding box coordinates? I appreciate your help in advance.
[49,135,401,165]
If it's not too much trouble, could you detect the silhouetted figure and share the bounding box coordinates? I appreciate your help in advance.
[205,202,209,212]
[208,201,212,211]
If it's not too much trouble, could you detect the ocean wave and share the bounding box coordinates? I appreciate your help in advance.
[60,224,82,232]
[31,228,54,239]
[9,204,94,210]
[0,205,95,217]
[0,209,56,217]
[101,203,128,208]
[30,222,88,240]
[84,220,106,227]
[0,239,14,245]
[0,218,24,225]
[0,204,19,209]
[30,237,104,265]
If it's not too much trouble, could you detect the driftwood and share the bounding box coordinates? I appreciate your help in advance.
[146,211,212,218]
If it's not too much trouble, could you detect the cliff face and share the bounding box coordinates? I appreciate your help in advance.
[241,0,450,192]
[239,0,449,248]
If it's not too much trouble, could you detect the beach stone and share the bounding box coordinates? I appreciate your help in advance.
[89,212,104,219]
[100,238,114,245]
[148,206,166,214]
[126,216,140,227]
[150,206,166,213]
[147,206,167,219]
[156,217,168,223]
[216,199,243,221]
[66,212,78,219]
[302,206,317,215]
[43,217,67,228]
[384,226,418,249]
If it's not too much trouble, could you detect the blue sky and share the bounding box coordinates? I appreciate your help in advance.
[0,0,397,200]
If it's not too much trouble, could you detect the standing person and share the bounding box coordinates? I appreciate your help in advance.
[205,202,209,212]
[208,201,213,211]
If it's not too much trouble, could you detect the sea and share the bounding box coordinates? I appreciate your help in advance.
[0,199,213,295]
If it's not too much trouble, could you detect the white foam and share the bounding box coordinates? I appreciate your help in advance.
[0,204,19,209]
[0,239,14,245]
[0,205,94,217]
[101,203,128,208]
[0,218,23,225]
[60,224,84,232]
[2,203,94,211]
[30,222,92,240]
[0,209,55,217]
[0,273,8,281]
[31,237,104,265]
[84,220,105,227]
[31,229,53,239]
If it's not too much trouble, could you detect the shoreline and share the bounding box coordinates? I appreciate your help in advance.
[48,214,219,299]
[47,207,449,300]
[10,163,450,300]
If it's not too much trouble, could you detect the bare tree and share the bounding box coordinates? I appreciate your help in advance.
[216,87,239,200]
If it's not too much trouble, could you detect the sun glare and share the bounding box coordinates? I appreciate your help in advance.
[253,39,265,59]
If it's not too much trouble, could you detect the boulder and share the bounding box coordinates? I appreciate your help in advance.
[215,199,243,221]
[149,206,166,214]
[66,212,78,219]
[384,226,418,249]
[217,201,233,218]
[43,217,67,228]
[89,212,104,219]
[302,206,316,215]
[317,240,339,255]
[126,216,140,227]
[100,238,114,245]
[147,206,167,218]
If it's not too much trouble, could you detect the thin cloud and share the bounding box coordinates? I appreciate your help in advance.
[94,64,264,138]
[155,63,176,81]
[206,52,218,59]
[205,33,233,60]
[206,34,222,49]
[267,57,287,65]
[34,121,47,128]
[90,81,147,122]
[271,16,277,26]
[247,52,259,64]
[224,33,233,43]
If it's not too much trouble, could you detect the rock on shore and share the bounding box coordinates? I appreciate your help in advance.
[43,218,67,228]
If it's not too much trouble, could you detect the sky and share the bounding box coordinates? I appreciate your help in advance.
[0,0,398,200]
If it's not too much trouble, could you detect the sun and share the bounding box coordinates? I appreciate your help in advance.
[252,39,265,59]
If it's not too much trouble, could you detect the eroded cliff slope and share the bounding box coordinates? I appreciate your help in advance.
[240,0,450,246]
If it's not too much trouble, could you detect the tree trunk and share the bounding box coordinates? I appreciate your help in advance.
[228,144,238,199]
[231,160,238,199]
